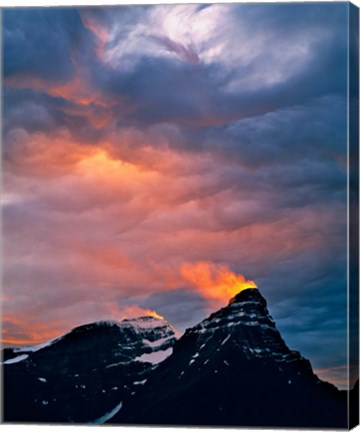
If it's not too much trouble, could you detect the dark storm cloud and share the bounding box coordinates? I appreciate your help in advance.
[3,8,84,82]
[265,255,347,361]
[3,87,109,146]
[6,3,346,135]
[88,3,347,128]
[3,89,58,135]
[3,3,348,150]
[94,40,345,131]
[209,96,347,167]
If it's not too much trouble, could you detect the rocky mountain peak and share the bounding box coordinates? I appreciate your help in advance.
[109,288,346,428]
[188,287,275,337]
[228,287,266,305]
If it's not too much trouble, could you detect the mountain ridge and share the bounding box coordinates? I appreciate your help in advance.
[110,288,347,427]
[3,315,177,422]
[2,288,349,427]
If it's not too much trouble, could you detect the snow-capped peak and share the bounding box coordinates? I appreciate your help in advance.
[121,315,173,331]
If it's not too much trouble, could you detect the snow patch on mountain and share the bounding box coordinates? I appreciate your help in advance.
[133,379,147,385]
[135,347,173,365]
[3,354,29,365]
[144,335,174,348]
[90,401,123,424]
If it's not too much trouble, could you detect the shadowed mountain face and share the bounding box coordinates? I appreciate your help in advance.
[111,289,348,428]
[2,317,177,423]
[2,289,348,427]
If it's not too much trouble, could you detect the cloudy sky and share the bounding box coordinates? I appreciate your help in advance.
[2,3,351,388]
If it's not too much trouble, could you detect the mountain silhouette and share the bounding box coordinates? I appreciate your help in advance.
[3,316,176,423]
[111,289,347,428]
[2,289,349,427]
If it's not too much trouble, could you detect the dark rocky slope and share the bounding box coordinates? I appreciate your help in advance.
[111,289,347,428]
[3,316,176,423]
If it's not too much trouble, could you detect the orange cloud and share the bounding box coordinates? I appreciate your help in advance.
[4,130,95,178]
[1,316,75,346]
[80,11,110,60]
[1,304,165,346]
[120,305,165,321]
[5,45,117,128]
[76,244,132,270]
[5,72,113,110]
[180,261,257,303]
[60,103,114,129]
[46,51,117,109]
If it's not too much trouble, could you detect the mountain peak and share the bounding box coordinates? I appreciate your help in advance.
[229,287,266,305]
[189,286,273,337]
[122,315,177,334]
[110,287,346,429]
[123,315,165,325]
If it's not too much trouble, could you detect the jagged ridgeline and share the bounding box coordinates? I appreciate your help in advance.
[3,316,177,423]
[2,289,349,427]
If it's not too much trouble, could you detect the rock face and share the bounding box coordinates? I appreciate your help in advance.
[111,289,347,428]
[2,289,348,427]
[3,316,177,423]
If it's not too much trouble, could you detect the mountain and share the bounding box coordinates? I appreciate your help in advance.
[2,316,177,423]
[2,289,349,427]
[110,289,347,428]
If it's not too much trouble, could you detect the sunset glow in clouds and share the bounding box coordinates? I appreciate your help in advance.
[2,4,350,386]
